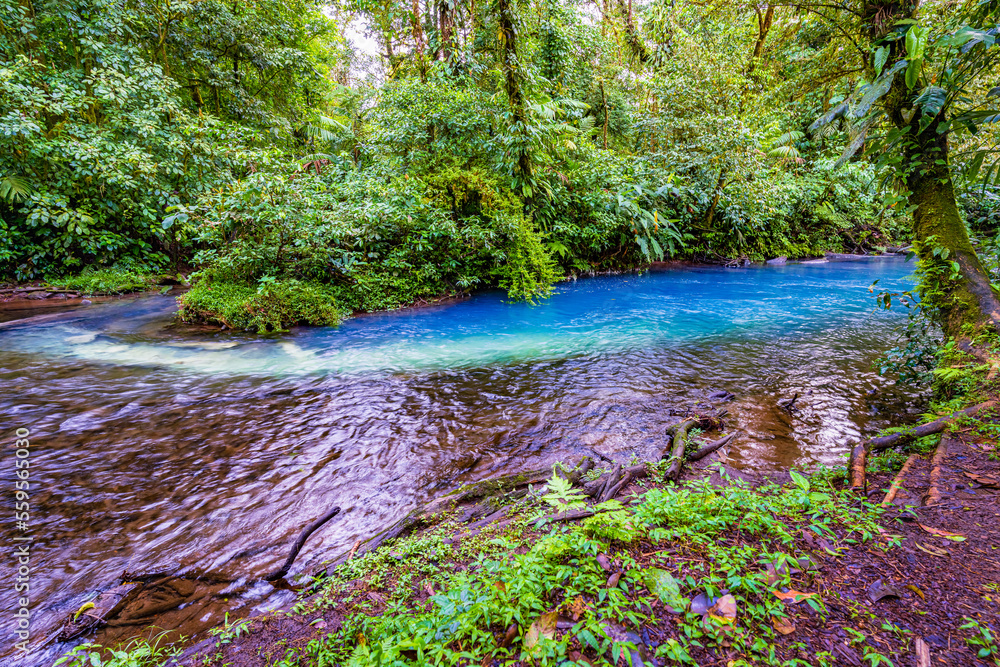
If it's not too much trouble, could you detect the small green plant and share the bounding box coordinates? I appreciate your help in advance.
[53,634,180,667]
[208,612,254,646]
[539,474,588,511]
[960,617,1000,665]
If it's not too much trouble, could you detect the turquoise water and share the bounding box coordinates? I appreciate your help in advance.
[0,261,913,375]
[0,260,918,664]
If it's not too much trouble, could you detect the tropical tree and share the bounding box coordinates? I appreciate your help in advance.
[811,0,1000,342]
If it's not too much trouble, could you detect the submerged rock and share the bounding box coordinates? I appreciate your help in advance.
[766,256,787,265]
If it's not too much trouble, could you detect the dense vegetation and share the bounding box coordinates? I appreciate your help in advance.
[8,0,997,330]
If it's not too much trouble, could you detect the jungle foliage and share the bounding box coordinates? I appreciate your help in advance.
[2,0,998,330]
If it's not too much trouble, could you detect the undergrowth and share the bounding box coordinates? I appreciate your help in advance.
[260,471,891,667]
[45,268,158,296]
[178,278,349,333]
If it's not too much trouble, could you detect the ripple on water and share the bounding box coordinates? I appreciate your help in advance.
[0,261,923,665]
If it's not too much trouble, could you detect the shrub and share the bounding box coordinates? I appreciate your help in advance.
[179,279,348,332]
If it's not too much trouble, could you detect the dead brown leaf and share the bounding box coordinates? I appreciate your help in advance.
[914,542,949,557]
[917,524,966,541]
[773,590,816,604]
[772,615,796,635]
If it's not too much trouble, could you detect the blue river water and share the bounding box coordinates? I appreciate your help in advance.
[0,260,913,375]
[0,259,919,664]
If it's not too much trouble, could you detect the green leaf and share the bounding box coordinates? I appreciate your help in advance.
[0,174,33,203]
[905,58,922,90]
[905,26,928,59]
[853,61,907,118]
[873,46,888,77]
[789,469,810,492]
[643,568,689,613]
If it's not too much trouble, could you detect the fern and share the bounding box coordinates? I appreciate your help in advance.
[539,475,588,511]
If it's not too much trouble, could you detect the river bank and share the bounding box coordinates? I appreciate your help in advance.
[0,261,929,666]
[0,252,909,331]
[59,395,1000,667]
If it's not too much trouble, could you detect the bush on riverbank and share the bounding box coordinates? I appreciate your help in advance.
[44,268,159,296]
[178,279,348,332]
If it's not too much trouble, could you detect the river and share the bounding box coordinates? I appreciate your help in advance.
[0,260,920,665]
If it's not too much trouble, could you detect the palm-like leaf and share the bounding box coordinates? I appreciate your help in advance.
[0,174,33,203]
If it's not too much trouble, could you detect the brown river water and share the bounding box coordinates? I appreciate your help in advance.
[0,262,923,665]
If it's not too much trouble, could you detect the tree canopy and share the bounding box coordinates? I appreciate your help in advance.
[2,0,998,333]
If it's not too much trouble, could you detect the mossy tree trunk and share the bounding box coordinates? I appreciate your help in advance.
[902,121,1000,338]
[866,0,1000,341]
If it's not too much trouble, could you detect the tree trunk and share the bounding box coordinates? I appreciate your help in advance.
[600,80,609,150]
[495,0,532,185]
[412,0,426,78]
[438,0,453,61]
[905,127,1000,338]
[865,0,1000,341]
[747,4,774,77]
[615,0,649,64]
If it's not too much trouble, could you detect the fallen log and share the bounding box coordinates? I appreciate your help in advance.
[665,418,698,482]
[848,443,868,492]
[688,433,736,461]
[881,454,919,507]
[849,400,995,491]
[868,401,995,451]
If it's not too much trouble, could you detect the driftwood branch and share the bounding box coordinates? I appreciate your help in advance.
[264,506,342,581]
[688,433,736,461]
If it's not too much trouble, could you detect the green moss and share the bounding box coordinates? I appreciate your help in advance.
[179,279,348,333]
[46,268,156,295]
[327,271,436,313]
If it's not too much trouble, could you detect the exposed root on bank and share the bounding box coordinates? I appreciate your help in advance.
[924,435,952,506]
[881,454,918,506]
[849,399,995,491]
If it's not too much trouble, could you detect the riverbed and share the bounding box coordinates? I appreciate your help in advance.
[0,261,920,665]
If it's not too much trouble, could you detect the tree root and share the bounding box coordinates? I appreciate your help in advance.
[328,458,596,568]
[924,435,951,506]
[849,400,995,491]
[264,506,342,581]
[688,433,736,461]
[881,454,918,506]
